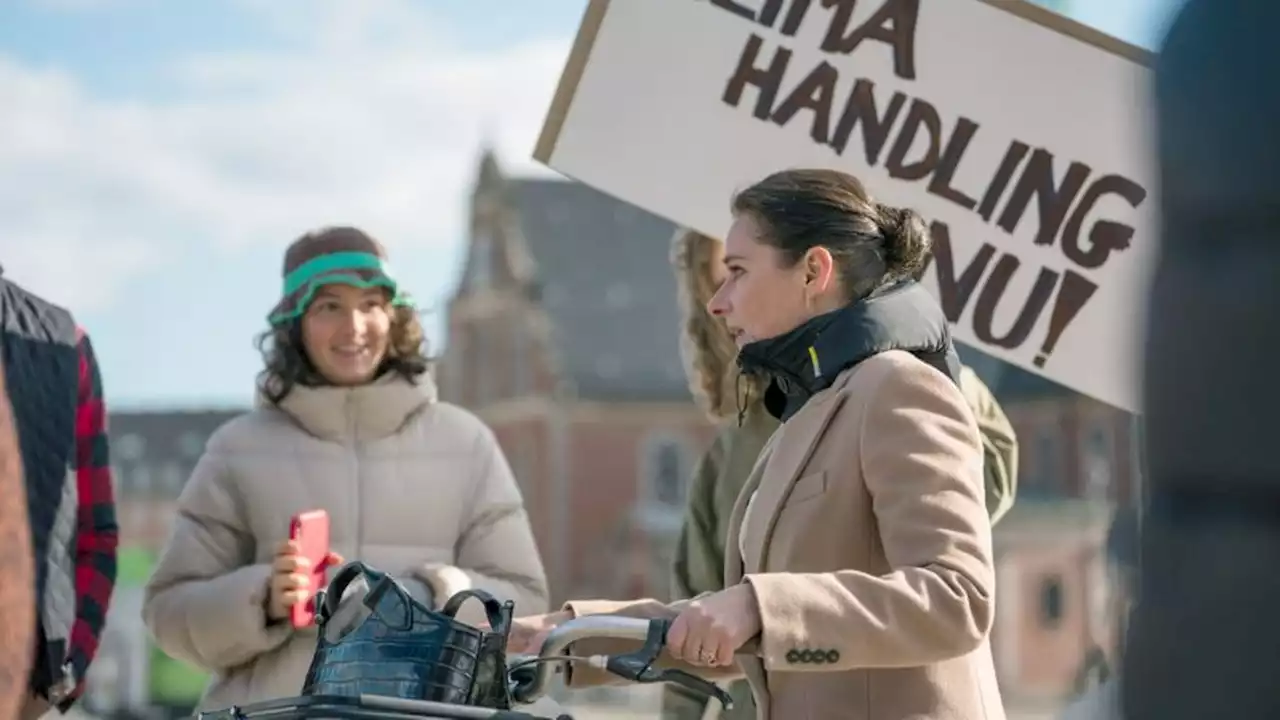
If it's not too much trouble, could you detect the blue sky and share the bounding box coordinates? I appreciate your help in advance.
[0,0,1179,409]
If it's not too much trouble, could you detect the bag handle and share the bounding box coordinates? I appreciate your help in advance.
[314,561,384,625]
[441,588,514,636]
[316,562,515,635]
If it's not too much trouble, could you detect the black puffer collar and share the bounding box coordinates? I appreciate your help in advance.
[737,280,959,421]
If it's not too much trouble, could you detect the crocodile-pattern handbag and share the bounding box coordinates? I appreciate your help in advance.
[301,562,515,709]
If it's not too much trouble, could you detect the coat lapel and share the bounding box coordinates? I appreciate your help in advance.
[741,383,850,575]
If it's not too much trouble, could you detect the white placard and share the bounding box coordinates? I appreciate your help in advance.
[536,0,1156,412]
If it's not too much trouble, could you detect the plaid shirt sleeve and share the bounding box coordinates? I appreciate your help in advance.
[66,328,118,704]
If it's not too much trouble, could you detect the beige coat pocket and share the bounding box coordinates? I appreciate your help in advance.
[785,471,828,507]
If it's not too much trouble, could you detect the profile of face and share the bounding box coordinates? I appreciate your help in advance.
[301,283,392,385]
[706,212,838,347]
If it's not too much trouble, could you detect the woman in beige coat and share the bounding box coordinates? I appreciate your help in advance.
[143,227,549,712]
[510,170,1003,720]
[666,229,1019,720]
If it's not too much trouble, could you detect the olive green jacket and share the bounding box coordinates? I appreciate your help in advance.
[665,406,777,720]
[663,366,1018,719]
[958,364,1019,525]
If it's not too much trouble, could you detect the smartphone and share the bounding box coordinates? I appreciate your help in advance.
[288,509,331,628]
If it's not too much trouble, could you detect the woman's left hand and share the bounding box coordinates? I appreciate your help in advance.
[667,584,762,668]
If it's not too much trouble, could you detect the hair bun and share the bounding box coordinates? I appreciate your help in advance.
[877,203,933,280]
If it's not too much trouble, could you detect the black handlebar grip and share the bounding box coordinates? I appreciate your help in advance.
[508,663,538,702]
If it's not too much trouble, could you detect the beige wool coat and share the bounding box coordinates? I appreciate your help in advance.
[568,351,1005,720]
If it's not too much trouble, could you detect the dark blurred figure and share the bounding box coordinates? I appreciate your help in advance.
[0,271,118,719]
[1123,1,1280,719]
[0,367,35,720]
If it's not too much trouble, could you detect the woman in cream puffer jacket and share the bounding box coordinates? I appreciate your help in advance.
[143,227,549,713]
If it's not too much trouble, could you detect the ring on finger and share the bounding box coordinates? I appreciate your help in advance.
[698,648,717,664]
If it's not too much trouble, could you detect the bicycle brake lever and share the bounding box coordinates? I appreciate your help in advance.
[602,619,734,711]
[509,663,539,688]
[652,669,735,711]
[603,618,669,681]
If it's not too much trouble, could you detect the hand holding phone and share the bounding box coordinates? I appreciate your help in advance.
[266,510,341,628]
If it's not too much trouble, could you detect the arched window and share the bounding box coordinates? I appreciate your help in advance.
[1030,429,1061,496]
[1039,574,1065,628]
[640,434,690,509]
[653,442,683,507]
[1083,423,1112,501]
[470,230,493,291]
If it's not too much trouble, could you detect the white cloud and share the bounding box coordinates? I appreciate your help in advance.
[0,0,570,311]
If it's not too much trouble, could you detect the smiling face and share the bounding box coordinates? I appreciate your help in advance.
[300,283,392,385]
[706,212,837,347]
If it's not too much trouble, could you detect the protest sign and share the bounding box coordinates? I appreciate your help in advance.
[535,0,1156,412]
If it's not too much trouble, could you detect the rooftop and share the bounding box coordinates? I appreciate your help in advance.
[509,177,691,402]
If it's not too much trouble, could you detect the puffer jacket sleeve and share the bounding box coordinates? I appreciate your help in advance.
[143,437,291,670]
[411,425,549,624]
[664,433,731,720]
[958,366,1019,525]
[670,430,729,601]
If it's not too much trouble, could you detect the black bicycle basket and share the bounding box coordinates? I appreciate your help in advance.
[301,561,515,709]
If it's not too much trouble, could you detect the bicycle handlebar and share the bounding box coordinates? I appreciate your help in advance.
[196,693,557,720]
[506,615,734,712]
[506,615,650,700]
[195,616,736,720]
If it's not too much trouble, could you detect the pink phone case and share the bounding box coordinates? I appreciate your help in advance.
[288,509,331,628]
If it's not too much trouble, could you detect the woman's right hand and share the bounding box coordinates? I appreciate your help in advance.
[265,539,343,623]
[506,610,574,654]
[266,540,312,622]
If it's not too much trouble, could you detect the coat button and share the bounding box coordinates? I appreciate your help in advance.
[785,649,801,663]
[824,649,840,663]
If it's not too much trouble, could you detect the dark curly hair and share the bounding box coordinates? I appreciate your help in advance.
[255,303,431,405]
